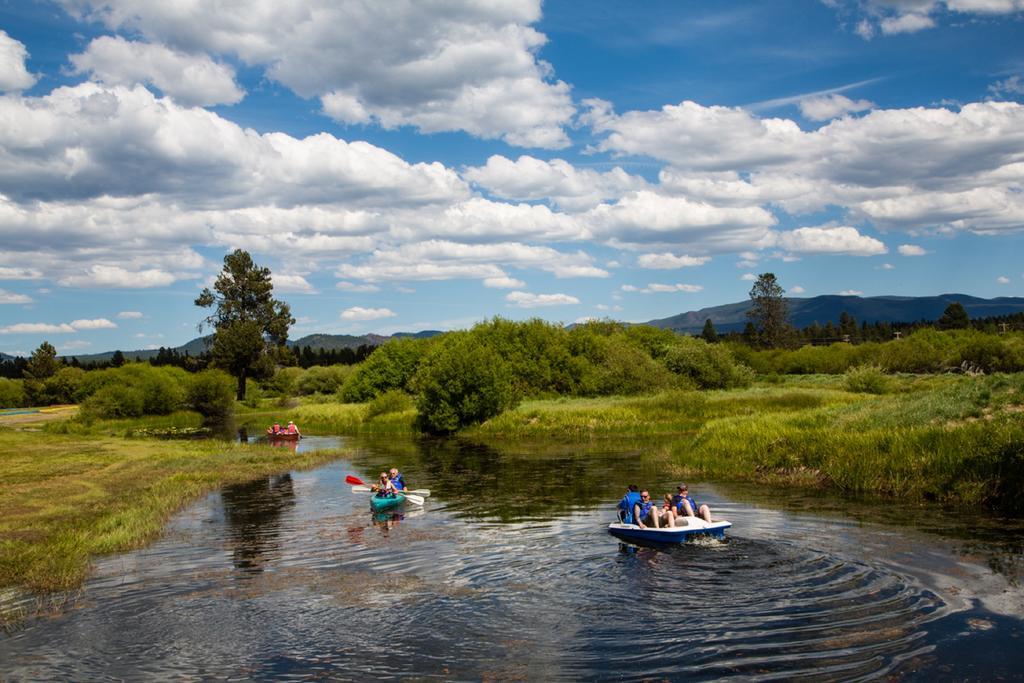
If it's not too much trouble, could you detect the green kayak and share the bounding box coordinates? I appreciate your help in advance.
[370,493,406,512]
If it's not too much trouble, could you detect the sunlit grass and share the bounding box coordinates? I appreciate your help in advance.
[0,428,347,601]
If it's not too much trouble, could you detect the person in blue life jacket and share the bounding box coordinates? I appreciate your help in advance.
[636,489,672,529]
[617,484,643,524]
[388,467,407,492]
[671,483,713,524]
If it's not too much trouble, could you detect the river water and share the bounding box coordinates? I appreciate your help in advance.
[2,435,1023,681]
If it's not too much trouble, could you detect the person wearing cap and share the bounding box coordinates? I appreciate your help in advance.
[671,483,712,524]
[286,420,300,436]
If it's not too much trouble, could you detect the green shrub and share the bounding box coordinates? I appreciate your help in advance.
[77,365,187,418]
[470,317,576,396]
[365,389,414,419]
[844,364,890,394]
[571,333,679,396]
[414,333,517,433]
[0,378,26,409]
[296,364,354,395]
[43,366,85,404]
[186,369,236,419]
[662,336,754,389]
[264,366,303,397]
[342,338,431,402]
[81,383,147,418]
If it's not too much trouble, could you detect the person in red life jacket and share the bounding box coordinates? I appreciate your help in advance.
[269,422,281,435]
[671,483,712,524]
[286,420,300,436]
[388,467,407,492]
[635,489,670,529]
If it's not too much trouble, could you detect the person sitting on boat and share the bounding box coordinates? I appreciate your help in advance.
[286,420,300,436]
[617,484,642,524]
[636,489,670,529]
[671,483,712,524]
[388,467,407,492]
[270,422,281,435]
[373,472,398,498]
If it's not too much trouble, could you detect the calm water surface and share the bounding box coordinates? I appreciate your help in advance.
[2,435,1022,681]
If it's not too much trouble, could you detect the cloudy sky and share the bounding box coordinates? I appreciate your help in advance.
[1,0,1023,356]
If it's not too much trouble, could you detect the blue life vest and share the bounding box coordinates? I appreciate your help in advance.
[618,491,643,524]
[390,473,407,490]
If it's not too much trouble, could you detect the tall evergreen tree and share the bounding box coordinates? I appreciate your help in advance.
[195,249,294,400]
[700,318,719,343]
[747,273,789,348]
[937,301,970,330]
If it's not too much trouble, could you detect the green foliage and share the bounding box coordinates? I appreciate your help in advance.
[470,317,576,396]
[662,336,754,389]
[0,378,26,409]
[414,333,517,434]
[195,249,294,400]
[23,341,60,381]
[296,364,353,395]
[43,367,85,404]
[701,318,718,343]
[264,366,303,397]
[341,337,431,402]
[185,369,236,419]
[570,331,679,396]
[365,389,414,419]
[937,301,970,330]
[78,365,187,419]
[748,272,790,348]
[843,364,890,394]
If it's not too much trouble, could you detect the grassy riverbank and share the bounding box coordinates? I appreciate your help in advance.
[470,373,1024,511]
[0,423,346,605]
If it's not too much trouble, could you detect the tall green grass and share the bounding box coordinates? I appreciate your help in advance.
[0,429,347,602]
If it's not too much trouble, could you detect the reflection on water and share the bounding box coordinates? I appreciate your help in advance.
[221,474,295,572]
[1,436,1022,680]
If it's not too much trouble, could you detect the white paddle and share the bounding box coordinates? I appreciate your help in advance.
[351,485,430,497]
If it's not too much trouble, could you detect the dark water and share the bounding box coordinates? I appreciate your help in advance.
[2,436,1023,681]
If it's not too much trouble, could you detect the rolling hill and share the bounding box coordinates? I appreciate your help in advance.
[645,293,1024,334]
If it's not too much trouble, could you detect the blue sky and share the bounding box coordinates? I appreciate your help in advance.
[0,0,1022,356]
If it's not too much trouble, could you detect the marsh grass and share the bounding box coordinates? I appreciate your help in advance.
[0,428,345,603]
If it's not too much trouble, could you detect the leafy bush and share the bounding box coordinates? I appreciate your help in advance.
[186,369,236,419]
[571,333,679,396]
[470,317,576,396]
[365,389,414,419]
[264,366,303,397]
[43,366,85,404]
[81,383,147,418]
[414,333,517,433]
[341,338,431,402]
[78,364,187,418]
[844,364,889,394]
[296,365,353,395]
[661,336,753,389]
[0,378,26,409]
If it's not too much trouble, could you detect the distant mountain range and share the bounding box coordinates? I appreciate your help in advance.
[4,294,1022,362]
[645,293,1024,334]
[45,330,442,363]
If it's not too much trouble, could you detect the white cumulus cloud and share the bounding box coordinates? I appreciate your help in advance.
[0,31,36,91]
[637,253,711,269]
[70,36,244,106]
[272,273,316,294]
[799,94,875,121]
[117,311,143,318]
[340,306,396,321]
[0,289,32,304]
[898,244,927,256]
[57,265,180,288]
[775,226,887,256]
[506,291,580,308]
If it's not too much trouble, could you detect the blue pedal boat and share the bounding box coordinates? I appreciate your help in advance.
[608,517,731,544]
